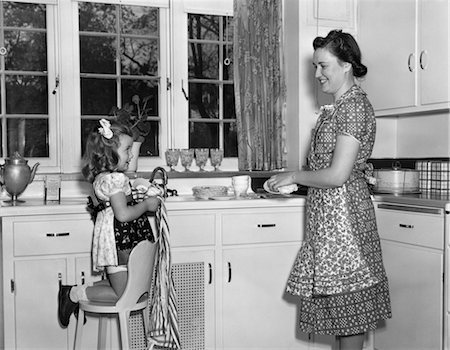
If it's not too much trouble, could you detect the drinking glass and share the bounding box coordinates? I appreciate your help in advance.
[165,149,180,172]
[180,148,195,172]
[210,148,224,171]
[195,148,209,172]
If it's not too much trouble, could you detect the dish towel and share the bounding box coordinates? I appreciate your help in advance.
[148,197,181,349]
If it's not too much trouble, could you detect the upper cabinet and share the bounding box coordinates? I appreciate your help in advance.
[357,0,450,116]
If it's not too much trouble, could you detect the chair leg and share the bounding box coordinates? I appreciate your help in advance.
[74,309,85,350]
[142,306,153,349]
[118,311,131,350]
[98,316,108,350]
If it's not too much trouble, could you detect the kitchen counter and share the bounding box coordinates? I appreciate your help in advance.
[372,191,450,210]
[0,194,307,217]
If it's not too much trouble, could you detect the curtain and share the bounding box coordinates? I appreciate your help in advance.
[233,0,287,171]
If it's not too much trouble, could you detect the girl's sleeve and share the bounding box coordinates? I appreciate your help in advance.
[335,97,372,143]
[96,173,131,200]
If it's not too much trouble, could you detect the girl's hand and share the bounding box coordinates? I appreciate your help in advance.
[144,196,161,212]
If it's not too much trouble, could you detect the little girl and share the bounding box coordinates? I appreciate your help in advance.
[58,118,160,328]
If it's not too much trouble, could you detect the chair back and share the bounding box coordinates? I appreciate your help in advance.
[115,240,157,310]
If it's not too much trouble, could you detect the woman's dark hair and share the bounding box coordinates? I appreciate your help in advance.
[81,120,133,183]
[313,29,367,78]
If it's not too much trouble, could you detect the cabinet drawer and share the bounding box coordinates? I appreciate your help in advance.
[375,207,444,249]
[169,212,215,247]
[13,218,93,256]
[222,210,303,245]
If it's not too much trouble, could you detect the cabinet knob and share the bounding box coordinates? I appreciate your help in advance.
[399,223,414,229]
[419,50,428,70]
[407,53,415,72]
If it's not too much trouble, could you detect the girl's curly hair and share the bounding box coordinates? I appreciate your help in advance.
[81,120,133,183]
[313,29,367,78]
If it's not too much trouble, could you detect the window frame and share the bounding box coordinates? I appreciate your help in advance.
[3,0,237,174]
[171,0,237,170]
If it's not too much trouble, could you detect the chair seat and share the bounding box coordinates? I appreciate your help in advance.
[79,299,148,314]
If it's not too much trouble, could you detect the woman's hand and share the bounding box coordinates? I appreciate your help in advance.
[266,172,297,192]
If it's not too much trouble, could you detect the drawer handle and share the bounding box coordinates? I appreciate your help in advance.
[46,232,70,237]
[208,263,212,285]
[227,262,232,283]
[399,224,414,229]
[257,224,276,228]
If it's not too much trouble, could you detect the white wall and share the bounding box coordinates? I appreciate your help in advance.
[396,111,450,158]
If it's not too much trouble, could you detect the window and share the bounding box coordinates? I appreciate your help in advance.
[187,14,237,157]
[78,2,163,158]
[2,0,236,173]
[0,1,57,166]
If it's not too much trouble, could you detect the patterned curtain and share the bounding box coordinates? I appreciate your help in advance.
[233,0,287,171]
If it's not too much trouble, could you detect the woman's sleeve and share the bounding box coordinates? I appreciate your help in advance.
[335,97,371,143]
[96,173,131,200]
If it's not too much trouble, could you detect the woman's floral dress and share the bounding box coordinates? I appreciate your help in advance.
[91,172,154,271]
[286,85,392,335]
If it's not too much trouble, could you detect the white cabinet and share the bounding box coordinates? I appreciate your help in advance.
[358,0,449,116]
[169,204,307,350]
[1,213,102,350]
[374,203,445,350]
[221,208,305,350]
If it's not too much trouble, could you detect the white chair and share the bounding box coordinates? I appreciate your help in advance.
[74,240,157,350]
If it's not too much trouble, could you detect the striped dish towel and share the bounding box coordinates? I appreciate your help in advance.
[148,198,181,349]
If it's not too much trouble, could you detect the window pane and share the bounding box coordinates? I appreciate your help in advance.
[80,36,116,74]
[189,43,219,79]
[121,6,158,35]
[79,2,116,33]
[140,120,159,156]
[223,45,233,80]
[6,75,48,114]
[7,118,49,157]
[224,84,235,120]
[224,122,238,157]
[121,80,159,117]
[189,83,218,119]
[3,1,46,28]
[4,30,47,71]
[81,78,116,115]
[121,37,158,76]
[189,122,218,149]
[188,15,219,41]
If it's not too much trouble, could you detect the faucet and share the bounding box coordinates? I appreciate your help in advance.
[150,166,168,198]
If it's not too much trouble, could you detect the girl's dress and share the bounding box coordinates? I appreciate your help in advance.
[91,172,154,271]
[286,85,392,336]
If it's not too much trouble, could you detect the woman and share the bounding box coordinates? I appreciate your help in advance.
[267,30,391,350]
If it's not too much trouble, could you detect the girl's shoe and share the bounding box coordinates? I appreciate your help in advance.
[58,285,78,328]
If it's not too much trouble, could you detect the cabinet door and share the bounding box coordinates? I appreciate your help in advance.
[358,0,416,112]
[419,0,449,106]
[222,244,309,350]
[172,249,215,350]
[375,240,443,350]
[14,258,69,350]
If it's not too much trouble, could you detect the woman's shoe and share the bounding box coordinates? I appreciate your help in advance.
[58,285,78,328]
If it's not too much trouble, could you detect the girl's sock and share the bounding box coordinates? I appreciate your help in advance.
[69,284,88,302]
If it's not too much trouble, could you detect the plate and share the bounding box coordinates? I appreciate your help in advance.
[263,181,298,195]
[263,181,280,194]
[210,196,234,201]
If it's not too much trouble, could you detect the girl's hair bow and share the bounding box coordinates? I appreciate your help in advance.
[98,118,113,139]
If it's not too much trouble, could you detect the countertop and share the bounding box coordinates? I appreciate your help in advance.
[2,191,449,217]
[0,194,307,217]
[372,191,450,211]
